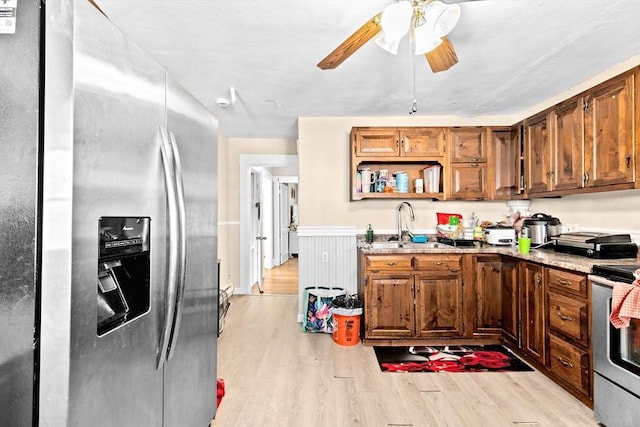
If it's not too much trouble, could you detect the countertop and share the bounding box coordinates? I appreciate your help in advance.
[358,240,640,274]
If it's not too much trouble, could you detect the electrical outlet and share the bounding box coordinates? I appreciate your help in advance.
[321,251,329,263]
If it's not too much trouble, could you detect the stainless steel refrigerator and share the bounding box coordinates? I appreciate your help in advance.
[0,1,218,425]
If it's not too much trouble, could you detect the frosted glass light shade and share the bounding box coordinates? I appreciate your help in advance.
[423,1,461,37]
[379,1,413,38]
[414,24,442,55]
[375,33,402,54]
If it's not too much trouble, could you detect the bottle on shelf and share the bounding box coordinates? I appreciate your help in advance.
[366,224,374,243]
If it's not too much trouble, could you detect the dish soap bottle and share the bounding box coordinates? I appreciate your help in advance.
[366,224,374,243]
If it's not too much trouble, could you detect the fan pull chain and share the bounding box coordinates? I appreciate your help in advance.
[409,28,417,114]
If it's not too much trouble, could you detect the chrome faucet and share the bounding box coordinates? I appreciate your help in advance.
[396,202,415,242]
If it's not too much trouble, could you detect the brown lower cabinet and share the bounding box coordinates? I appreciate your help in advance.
[358,251,592,406]
[520,262,547,365]
[359,254,465,340]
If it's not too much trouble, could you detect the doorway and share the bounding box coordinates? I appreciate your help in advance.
[251,257,298,294]
[239,155,298,295]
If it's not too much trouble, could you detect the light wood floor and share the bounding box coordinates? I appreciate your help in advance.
[251,257,298,295]
[212,294,599,427]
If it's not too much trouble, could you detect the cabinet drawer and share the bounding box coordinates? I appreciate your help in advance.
[549,334,590,398]
[366,255,413,271]
[547,269,587,297]
[547,291,589,347]
[412,256,462,274]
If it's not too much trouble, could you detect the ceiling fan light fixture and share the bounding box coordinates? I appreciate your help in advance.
[379,1,412,39]
[423,1,461,38]
[374,33,403,55]
[413,23,442,55]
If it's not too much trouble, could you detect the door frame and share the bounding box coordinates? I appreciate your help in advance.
[239,154,297,294]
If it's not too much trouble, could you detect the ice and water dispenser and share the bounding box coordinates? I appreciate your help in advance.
[97,217,150,336]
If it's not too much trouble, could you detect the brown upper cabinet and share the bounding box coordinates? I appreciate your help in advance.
[450,127,487,162]
[552,98,585,191]
[401,128,447,157]
[584,73,634,187]
[448,127,489,200]
[349,67,638,202]
[523,110,553,194]
[490,127,521,199]
[352,128,400,157]
[521,69,637,197]
[352,127,446,158]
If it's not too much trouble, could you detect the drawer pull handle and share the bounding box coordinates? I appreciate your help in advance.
[432,262,445,266]
[386,262,397,266]
[556,279,572,286]
[556,356,574,369]
[556,311,575,322]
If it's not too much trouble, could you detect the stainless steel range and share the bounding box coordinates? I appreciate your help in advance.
[590,265,640,427]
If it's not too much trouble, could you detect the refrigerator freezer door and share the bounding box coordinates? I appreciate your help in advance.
[39,2,166,425]
[163,75,219,426]
[0,0,41,424]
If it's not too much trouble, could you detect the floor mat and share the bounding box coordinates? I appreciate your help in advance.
[374,344,533,373]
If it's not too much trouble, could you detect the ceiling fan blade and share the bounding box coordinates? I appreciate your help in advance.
[424,36,458,73]
[317,12,382,70]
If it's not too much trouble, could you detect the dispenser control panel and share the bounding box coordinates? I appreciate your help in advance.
[97,217,151,336]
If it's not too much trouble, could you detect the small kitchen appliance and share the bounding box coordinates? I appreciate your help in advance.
[521,213,562,245]
[484,225,516,246]
[552,232,638,259]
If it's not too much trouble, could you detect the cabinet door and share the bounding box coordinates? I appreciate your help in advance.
[524,112,552,193]
[521,263,546,365]
[473,258,503,336]
[553,98,584,191]
[415,273,464,338]
[450,127,487,162]
[353,128,399,157]
[449,162,488,199]
[491,128,520,199]
[400,128,446,157]
[364,274,414,338]
[500,260,520,346]
[584,74,634,187]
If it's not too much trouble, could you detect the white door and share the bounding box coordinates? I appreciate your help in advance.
[251,170,265,292]
[279,183,290,264]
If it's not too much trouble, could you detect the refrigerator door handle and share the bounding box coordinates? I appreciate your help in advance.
[166,130,187,361]
[157,126,180,369]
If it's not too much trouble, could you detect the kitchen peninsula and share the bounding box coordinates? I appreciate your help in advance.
[356,240,640,407]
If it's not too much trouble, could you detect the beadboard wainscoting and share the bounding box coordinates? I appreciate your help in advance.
[296,226,358,323]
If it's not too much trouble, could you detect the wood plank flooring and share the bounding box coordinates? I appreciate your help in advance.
[212,294,599,427]
[251,257,298,295]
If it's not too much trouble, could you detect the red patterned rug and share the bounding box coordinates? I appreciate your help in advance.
[374,345,533,373]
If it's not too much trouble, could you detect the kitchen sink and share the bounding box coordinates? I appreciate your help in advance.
[368,241,453,249]
[369,241,403,249]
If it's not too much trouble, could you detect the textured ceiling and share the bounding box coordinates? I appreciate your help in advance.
[96,0,640,139]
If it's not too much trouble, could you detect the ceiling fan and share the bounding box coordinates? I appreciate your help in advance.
[317,0,480,73]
